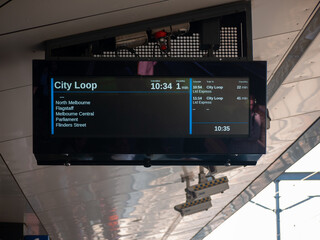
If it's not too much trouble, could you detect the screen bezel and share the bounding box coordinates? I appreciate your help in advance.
[33,59,267,165]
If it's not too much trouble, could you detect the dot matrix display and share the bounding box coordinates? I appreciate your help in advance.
[95,27,239,59]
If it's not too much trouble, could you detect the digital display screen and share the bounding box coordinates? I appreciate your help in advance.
[33,60,266,165]
[51,76,249,137]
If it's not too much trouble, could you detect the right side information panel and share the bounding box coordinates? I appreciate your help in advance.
[190,77,249,136]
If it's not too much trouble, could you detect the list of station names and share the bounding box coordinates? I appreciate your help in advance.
[54,99,93,129]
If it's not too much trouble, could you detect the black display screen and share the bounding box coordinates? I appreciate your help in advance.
[51,76,249,137]
[33,60,266,165]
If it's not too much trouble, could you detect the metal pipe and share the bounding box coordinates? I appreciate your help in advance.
[275,180,281,240]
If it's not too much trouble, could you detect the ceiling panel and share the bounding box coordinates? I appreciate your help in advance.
[0,155,26,222]
[284,32,320,84]
[14,165,189,239]
[0,86,32,142]
[0,0,166,34]
[268,77,320,120]
[37,202,173,239]
[0,137,46,174]
[172,216,213,232]
[0,50,43,91]
[15,166,137,196]
[14,165,185,197]
[253,31,298,80]
[26,175,184,215]
[0,155,47,235]
[167,228,202,240]
[268,111,320,141]
[251,0,318,39]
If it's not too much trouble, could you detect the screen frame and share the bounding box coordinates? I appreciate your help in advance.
[33,59,267,166]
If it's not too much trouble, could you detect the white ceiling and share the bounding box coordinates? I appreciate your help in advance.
[0,0,320,239]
